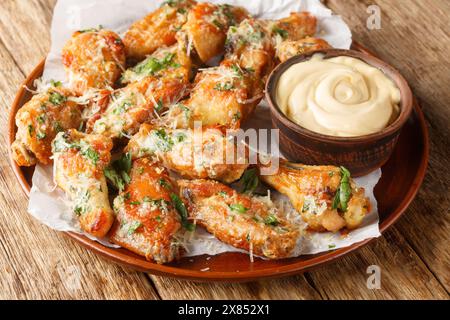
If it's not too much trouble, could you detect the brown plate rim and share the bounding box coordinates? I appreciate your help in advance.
[7,42,430,282]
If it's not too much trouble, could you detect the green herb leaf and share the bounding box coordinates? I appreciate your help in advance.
[152,129,174,152]
[159,179,172,190]
[214,82,234,91]
[49,92,67,105]
[50,80,62,87]
[229,203,248,214]
[264,214,279,226]
[113,152,132,174]
[37,132,47,140]
[272,27,288,39]
[127,221,142,235]
[104,167,126,192]
[331,167,352,212]
[239,168,259,194]
[170,193,195,232]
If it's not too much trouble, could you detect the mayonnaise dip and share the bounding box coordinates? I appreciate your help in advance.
[276,54,401,137]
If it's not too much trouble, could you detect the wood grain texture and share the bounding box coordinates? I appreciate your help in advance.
[0,0,448,300]
[325,0,450,293]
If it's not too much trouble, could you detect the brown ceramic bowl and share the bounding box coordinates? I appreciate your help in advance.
[266,49,413,176]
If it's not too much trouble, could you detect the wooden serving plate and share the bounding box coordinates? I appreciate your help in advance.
[8,43,429,282]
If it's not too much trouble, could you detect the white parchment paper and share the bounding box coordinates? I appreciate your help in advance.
[29,0,381,259]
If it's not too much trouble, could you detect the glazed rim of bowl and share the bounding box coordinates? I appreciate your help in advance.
[265,49,414,143]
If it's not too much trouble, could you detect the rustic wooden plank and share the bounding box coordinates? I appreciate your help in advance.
[0,0,53,74]
[0,20,160,302]
[326,0,450,293]
[306,227,449,299]
[1,0,448,300]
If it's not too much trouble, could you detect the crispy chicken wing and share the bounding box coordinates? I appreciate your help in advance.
[178,179,300,259]
[270,12,317,42]
[259,162,371,233]
[276,37,331,62]
[62,28,126,95]
[225,18,275,79]
[88,76,189,139]
[52,129,114,237]
[126,124,248,183]
[110,158,182,264]
[180,2,249,63]
[11,86,82,167]
[123,0,196,61]
[163,60,263,129]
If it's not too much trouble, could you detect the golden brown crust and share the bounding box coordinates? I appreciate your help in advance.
[259,161,371,232]
[179,179,300,259]
[181,2,249,63]
[62,29,126,95]
[276,37,331,62]
[123,0,196,61]
[126,124,249,184]
[12,87,82,167]
[53,129,114,238]
[110,158,181,264]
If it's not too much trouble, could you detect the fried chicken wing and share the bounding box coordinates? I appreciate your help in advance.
[88,76,189,139]
[276,37,331,62]
[225,18,275,79]
[180,2,249,63]
[52,129,114,237]
[110,158,181,264]
[270,12,317,42]
[259,162,371,233]
[178,179,300,259]
[123,0,196,61]
[11,86,82,167]
[126,124,248,183]
[62,28,126,95]
[163,60,263,129]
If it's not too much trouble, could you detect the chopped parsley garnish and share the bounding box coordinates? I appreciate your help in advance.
[105,152,132,192]
[82,147,99,165]
[74,205,83,216]
[264,214,280,226]
[214,82,234,91]
[152,129,174,152]
[332,167,352,212]
[174,132,186,143]
[229,203,248,214]
[78,25,103,33]
[50,80,62,87]
[37,114,46,124]
[218,191,228,197]
[37,132,47,140]
[272,27,289,39]
[231,64,243,78]
[49,92,66,105]
[328,244,336,249]
[133,53,176,77]
[155,99,164,113]
[28,125,34,136]
[159,179,172,190]
[212,19,223,29]
[170,193,195,232]
[130,201,141,206]
[127,221,142,235]
[53,121,64,133]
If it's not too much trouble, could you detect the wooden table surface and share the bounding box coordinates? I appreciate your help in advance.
[0,0,449,300]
